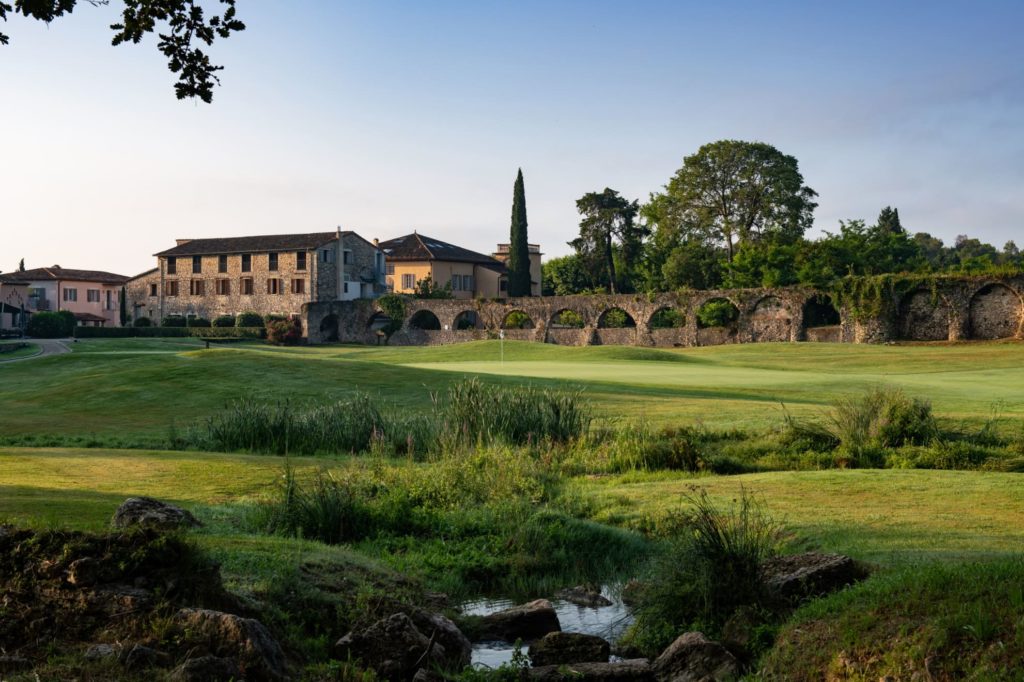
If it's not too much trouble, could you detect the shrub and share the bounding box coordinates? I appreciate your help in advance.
[254,465,375,544]
[213,315,236,328]
[696,299,738,329]
[267,317,302,345]
[27,311,74,338]
[132,316,153,327]
[503,311,533,329]
[162,315,186,327]
[629,488,781,655]
[186,316,211,328]
[827,387,937,451]
[236,311,264,327]
[650,308,685,329]
[600,308,633,328]
[552,310,584,328]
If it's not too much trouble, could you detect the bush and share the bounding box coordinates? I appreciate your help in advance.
[186,317,211,328]
[27,311,74,338]
[162,315,186,327]
[650,308,685,329]
[696,299,739,329]
[236,311,264,328]
[599,308,633,328]
[213,315,236,328]
[267,317,302,345]
[552,310,585,328]
[503,311,533,329]
[629,488,781,655]
[132,316,153,327]
[827,387,937,452]
[255,465,375,544]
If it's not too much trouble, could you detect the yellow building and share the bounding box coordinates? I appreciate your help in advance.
[491,242,543,297]
[379,233,515,299]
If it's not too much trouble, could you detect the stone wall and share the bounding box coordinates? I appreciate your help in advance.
[303,275,1024,347]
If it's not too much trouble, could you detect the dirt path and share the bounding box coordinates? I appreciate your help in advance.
[0,338,71,364]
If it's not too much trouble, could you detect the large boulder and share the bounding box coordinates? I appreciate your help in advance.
[169,655,242,682]
[652,632,739,682]
[172,608,288,681]
[334,613,447,680]
[478,599,561,641]
[405,608,472,670]
[531,658,654,681]
[112,497,201,530]
[760,552,865,601]
[556,585,613,608]
[529,632,610,666]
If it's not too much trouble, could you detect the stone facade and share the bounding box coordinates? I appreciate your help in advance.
[127,233,383,323]
[304,275,1024,347]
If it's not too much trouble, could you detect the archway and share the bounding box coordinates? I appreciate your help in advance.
[408,309,442,331]
[969,283,1023,340]
[501,310,535,329]
[802,295,841,342]
[597,307,636,328]
[898,289,950,341]
[366,311,392,331]
[696,298,739,329]
[453,310,481,330]
[319,314,339,342]
[649,307,685,329]
[749,296,792,342]
[549,309,585,329]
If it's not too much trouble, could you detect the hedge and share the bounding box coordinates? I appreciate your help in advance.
[74,327,267,339]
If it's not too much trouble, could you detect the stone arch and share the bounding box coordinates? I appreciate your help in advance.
[648,307,686,329]
[549,308,586,329]
[597,307,637,328]
[898,289,951,341]
[408,309,441,331]
[968,283,1023,340]
[501,310,535,329]
[802,295,840,327]
[695,297,740,329]
[366,311,391,331]
[319,313,339,342]
[749,295,792,342]
[453,310,481,330]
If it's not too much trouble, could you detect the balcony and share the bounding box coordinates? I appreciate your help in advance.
[29,297,50,311]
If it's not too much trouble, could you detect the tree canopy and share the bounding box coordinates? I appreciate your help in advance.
[570,188,645,294]
[507,169,532,297]
[0,0,245,102]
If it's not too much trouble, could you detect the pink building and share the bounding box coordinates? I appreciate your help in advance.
[0,266,129,327]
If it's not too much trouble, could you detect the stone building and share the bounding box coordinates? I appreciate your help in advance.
[0,266,128,327]
[128,230,384,323]
[491,242,543,296]
[378,232,513,300]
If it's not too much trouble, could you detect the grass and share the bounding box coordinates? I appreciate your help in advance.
[0,341,39,360]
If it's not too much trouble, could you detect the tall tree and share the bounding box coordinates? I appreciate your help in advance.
[571,188,642,294]
[507,168,532,296]
[876,206,903,234]
[17,258,24,271]
[646,140,818,264]
[0,1,245,102]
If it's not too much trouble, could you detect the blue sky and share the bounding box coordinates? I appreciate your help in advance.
[2,0,1022,275]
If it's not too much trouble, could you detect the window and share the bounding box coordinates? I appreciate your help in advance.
[216,279,230,296]
[87,289,100,303]
[267,278,281,295]
[344,282,349,294]
[386,263,395,275]
[342,250,351,265]
[63,288,78,302]
[149,284,157,297]
[322,249,333,264]
[190,279,205,296]
[463,275,473,291]
[500,279,508,292]
[106,290,113,310]
[451,275,460,291]
[386,277,394,292]
[240,277,254,295]
[296,251,307,271]
[218,255,228,273]
[269,252,279,271]
[192,256,202,274]
[165,281,179,297]
[166,257,177,275]
[401,273,415,290]
[241,254,252,272]
[291,279,305,294]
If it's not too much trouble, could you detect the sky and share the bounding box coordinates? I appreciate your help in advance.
[1,0,1023,276]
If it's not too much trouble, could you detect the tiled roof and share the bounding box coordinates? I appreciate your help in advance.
[0,267,128,284]
[73,312,109,323]
[154,231,367,257]
[378,233,504,266]
[128,267,159,282]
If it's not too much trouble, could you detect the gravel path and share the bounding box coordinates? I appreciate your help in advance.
[0,338,71,364]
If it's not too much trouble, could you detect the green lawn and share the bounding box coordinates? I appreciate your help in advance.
[0,341,39,360]
[1,338,1023,438]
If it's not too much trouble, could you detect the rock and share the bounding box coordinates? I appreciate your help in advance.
[123,644,171,670]
[529,632,610,666]
[98,584,153,613]
[556,585,614,608]
[0,655,31,673]
[760,552,865,601]
[406,608,472,670]
[531,658,654,681]
[84,643,120,661]
[66,556,102,586]
[169,655,241,682]
[620,580,644,607]
[112,497,201,530]
[334,613,447,680]
[478,599,561,641]
[173,608,288,681]
[652,632,739,682]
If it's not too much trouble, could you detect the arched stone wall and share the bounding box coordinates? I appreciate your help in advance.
[748,295,793,343]
[969,283,1024,340]
[898,289,951,341]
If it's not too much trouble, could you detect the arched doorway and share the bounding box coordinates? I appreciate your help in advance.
[319,314,339,342]
[501,310,535,329]
[597,307,637,328]
[409,310,442,331]
[453,310,481,330]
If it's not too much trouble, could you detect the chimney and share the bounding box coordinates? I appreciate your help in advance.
[175,239,192,246]
[336,226,344,301]
[373,238,379,247]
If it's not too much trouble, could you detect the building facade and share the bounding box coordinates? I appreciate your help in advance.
[491,243,543,297]
[129,230,384,323]
[0,277,28,331]
[0,267,128,327]
[378,233,512,300]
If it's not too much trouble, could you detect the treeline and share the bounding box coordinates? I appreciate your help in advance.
[543,140,1022,296]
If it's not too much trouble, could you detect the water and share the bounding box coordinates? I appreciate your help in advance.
[462,587,633,668]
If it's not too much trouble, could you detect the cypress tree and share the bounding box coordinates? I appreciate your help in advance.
[508,168,532,296]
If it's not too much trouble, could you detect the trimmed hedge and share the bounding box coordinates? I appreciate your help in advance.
[74,327,267,339]
[132,317,153,327]
[186,317,211,328]
[162,315,187,327]
[213,315,236,328]
[236,312,264,327]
